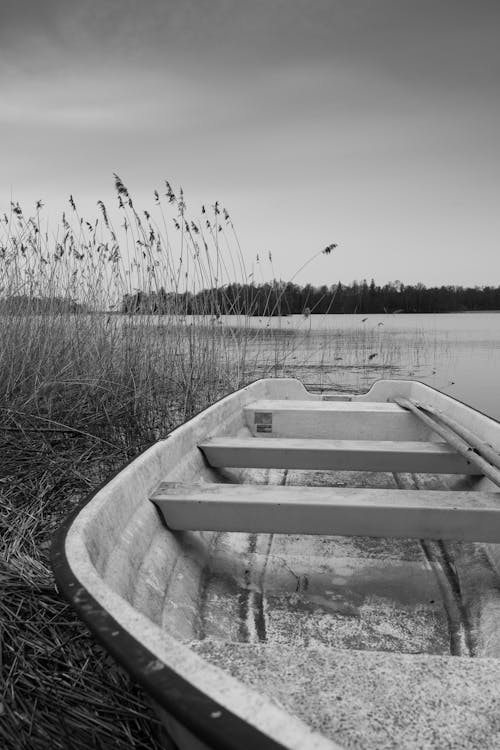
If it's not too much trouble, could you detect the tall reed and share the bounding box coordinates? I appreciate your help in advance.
[0,178,341,748]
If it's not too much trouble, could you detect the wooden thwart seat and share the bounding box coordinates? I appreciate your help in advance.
[244,399,431,440]
[151,482,500,542]
[199,437,476,474]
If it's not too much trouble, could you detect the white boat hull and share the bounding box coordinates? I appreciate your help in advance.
[52,379,500,749]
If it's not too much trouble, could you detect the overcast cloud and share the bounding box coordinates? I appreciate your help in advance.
[1,0,499,286]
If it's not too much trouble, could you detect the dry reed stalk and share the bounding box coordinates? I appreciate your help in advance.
[1,179,405,748]
[0,180,334,747]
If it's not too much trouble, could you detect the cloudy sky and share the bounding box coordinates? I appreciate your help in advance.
[1,0,499,287]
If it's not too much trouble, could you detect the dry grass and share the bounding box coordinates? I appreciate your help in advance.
[0,437,169,749]
[0,179,425,748]
[0,183,242,749]
[0,181,339,748]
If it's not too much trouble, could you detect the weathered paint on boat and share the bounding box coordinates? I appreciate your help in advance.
[52,379,500,749]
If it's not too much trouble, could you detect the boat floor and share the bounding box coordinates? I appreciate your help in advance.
[189,642,500,749]
[158,467,500,748]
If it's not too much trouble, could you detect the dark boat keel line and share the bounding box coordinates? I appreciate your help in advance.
[393,471,473,656]
[245,469,288,643]
[419,539,472,657]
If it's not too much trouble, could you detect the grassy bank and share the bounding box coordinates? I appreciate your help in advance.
[0,181,423,748]
[0,183,240,748]
[0,312,240,748]
[0,182,325,748]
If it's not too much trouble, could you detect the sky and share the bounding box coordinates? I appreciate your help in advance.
[1,0,499,288]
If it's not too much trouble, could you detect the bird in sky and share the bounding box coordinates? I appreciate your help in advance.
[368,353,378,360]
[361,317,368,322]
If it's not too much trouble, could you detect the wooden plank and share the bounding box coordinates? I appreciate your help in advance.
[199,437,476,474]
[244,399,431,440]
[151,482,500,542]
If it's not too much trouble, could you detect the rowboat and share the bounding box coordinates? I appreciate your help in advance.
[51,378,500,749]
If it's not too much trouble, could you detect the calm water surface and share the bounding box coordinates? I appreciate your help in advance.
[221,312,500,420]
[129,311,500,419]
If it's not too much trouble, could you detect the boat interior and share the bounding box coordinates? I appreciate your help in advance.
[62,379,500,749]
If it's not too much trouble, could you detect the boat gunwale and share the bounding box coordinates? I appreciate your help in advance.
[356,378,500,427]
[51,377,500,750]
[52,521,289,750]
[51,379,310,750]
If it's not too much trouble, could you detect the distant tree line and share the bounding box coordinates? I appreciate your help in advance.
[0,295,85,314]
[121,280,500,316]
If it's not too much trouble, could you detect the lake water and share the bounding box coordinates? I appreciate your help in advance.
[217,312,500,420]
[118,310,500,419]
